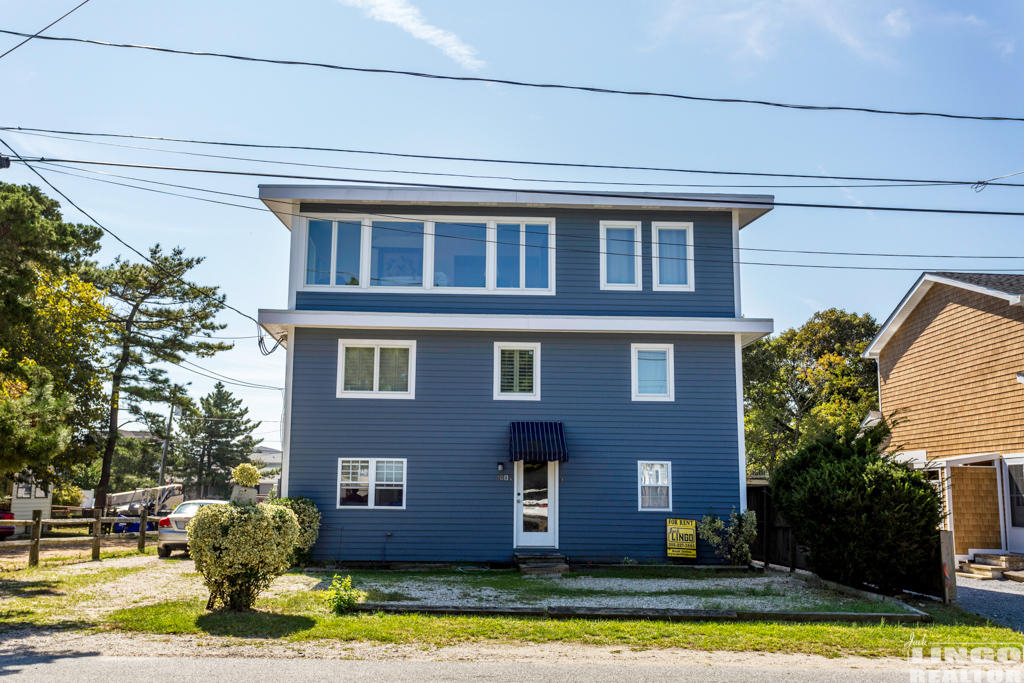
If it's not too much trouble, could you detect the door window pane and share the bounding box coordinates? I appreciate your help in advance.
[343,347,374,391]
[335,220,362,286]
[637,350,668,395]
[433,222,486,288]
[371,221,424,286]
[496,224,521,288]
[657,228,688,286]
[1010,464,1024,527]
[522,462,548,533]
[605,227,636,285]
[524,224,549,289]
[378,347,410,392]
[306,220,332,285]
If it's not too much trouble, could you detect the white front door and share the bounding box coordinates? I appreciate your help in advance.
[514,461,558,548]
[1004,456,1024,553]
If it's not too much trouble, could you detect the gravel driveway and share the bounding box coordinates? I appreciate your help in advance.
[956,577,1024,632]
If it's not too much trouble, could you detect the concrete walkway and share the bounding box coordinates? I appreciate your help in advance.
[956,576,1024,632]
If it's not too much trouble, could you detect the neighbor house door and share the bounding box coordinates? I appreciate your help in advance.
[514,461,558,548]
[1004,456,1024,553]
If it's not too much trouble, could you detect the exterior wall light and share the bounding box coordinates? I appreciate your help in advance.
[497,462,505,472]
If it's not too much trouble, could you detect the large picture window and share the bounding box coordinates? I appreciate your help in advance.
[338,458,406,509]
[638,461,672,511]
[337,340,416,399]
[600,221,642,291]
[631,343,674,401]
[302,216,555,294]
[652,222,694,291]
[494,342,541,400]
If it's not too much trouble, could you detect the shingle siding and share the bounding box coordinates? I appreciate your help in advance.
[294,206,736,317]
[287,327,742,563]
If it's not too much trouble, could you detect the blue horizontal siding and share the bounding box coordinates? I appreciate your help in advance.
[295,206,735,317]
[287,327,742,563]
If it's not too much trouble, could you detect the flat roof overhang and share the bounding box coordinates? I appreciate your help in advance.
[258,185,774,231]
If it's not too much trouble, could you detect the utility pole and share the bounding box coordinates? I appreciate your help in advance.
[158,392,177,486]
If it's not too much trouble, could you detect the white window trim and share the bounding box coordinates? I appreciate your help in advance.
[652,221,695,292]
[599,221,643,291]
[336,339,416,399]
[637,460,673,512]
[631,343,675,402]
[336,457,407,510]
[493,342,541,401]
[298,215,556,295]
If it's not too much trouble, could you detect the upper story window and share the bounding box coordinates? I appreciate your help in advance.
[631,343,675,402]
[599,221,642,291]
[302,216,555,294]
[652,222,694,292]
[494,342,541,401]
[337,339,416,399]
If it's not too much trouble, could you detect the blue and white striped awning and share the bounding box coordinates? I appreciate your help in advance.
[508,421,568,462]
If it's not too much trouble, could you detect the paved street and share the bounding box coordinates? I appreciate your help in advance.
[0,654,927,682]
[957,577,1024,633]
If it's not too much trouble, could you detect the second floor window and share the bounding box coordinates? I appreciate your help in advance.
[600,221,642,291]
[631,343,675,401]
[652,222,694,291]
[337,340,416,399]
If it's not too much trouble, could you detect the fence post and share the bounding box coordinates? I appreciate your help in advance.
[28,509,42,567]
[939,529,957,604]
[91,508,101,561]
[138,510,148,553]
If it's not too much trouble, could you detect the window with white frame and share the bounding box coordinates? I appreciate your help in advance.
[638,461,672,511]
[34,486,47,498]
[337,458,406,508]
[494,342,540,400]
[600,221,642,290]
[15,483,32,499]
[337,340,416,399]
[302,217,555,293]
[652,222,694,291]
[631,343,674,401]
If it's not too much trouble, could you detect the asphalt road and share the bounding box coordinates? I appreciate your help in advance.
[0,654,929,682]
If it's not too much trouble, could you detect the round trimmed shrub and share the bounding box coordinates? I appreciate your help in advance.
[187,502,300,610]
[267,496,321,565]
[231,463,261,488]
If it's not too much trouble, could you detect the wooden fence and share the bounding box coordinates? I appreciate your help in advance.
[1,509,156,567]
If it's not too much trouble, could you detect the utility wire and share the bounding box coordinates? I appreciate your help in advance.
[6,124,1024,189]
[28,160,1024,273]
[179,359,282,390]
[18,156,1024,218]
[0,1,92,61]
[2,30,1023,124]
[174,361,283,391]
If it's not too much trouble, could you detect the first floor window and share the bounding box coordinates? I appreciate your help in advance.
[638,461,672,511]
[337,340,416,398]
[338,458,406,509]
[631,343,674,401]
[494,342,541,400]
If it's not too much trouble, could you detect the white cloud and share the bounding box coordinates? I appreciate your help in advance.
[882,8,911,38]
[339,0,485,71]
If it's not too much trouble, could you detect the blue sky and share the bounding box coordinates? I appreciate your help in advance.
[3,0,1024,448]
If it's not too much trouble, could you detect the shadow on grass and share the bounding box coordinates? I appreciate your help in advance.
[0,579,61,599]
[195,611,316,638]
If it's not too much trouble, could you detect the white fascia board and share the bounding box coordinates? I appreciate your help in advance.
[864,274,1024,360]
[258,309,772,345]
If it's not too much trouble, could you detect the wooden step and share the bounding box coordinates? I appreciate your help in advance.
[958,563,1005,579]
[519,562,569,576]
[973,553,1024,570]
[1004,570,1024,583]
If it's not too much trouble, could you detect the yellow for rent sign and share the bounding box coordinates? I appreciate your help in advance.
[666,518,697,558]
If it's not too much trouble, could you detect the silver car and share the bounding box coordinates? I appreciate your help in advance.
[157,499,227,558]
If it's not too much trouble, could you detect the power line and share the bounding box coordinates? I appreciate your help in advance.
[0,1,92,61]
[2,30,1022,124]
[18,156,1024,218]
[179,359,282,390]
[6,124,1024,189]
[174,360,282,391]
[27,160,1024,273]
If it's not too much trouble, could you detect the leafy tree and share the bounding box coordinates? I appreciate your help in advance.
[743,308,879,475]
[94,246,229,508]
[0,354,70,476]
[174,383,261,498]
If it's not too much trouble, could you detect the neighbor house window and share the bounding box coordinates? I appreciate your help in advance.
[652,222,694,291]
[494,342,541,400]
[631,343,674,401]
[638,461,672,511]
[337,340,416,399]
[338,458,406,509]
[600,221,642,291]
[302,217,554,293]
[15,484,32,499]
[34,486,47,499]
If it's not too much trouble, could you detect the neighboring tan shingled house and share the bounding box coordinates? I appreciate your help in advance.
[865,272,1024,561]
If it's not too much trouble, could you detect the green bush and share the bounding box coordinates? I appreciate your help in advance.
[187,502,300,610]
[697,509,758,566]
[231,463,261,488]
[771,420,942,594]
[324,574,364,614]
[267,496,321,565]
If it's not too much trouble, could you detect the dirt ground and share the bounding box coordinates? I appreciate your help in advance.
[0,539,144,570]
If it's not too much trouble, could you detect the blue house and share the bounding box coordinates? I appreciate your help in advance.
[257,186,774,563]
